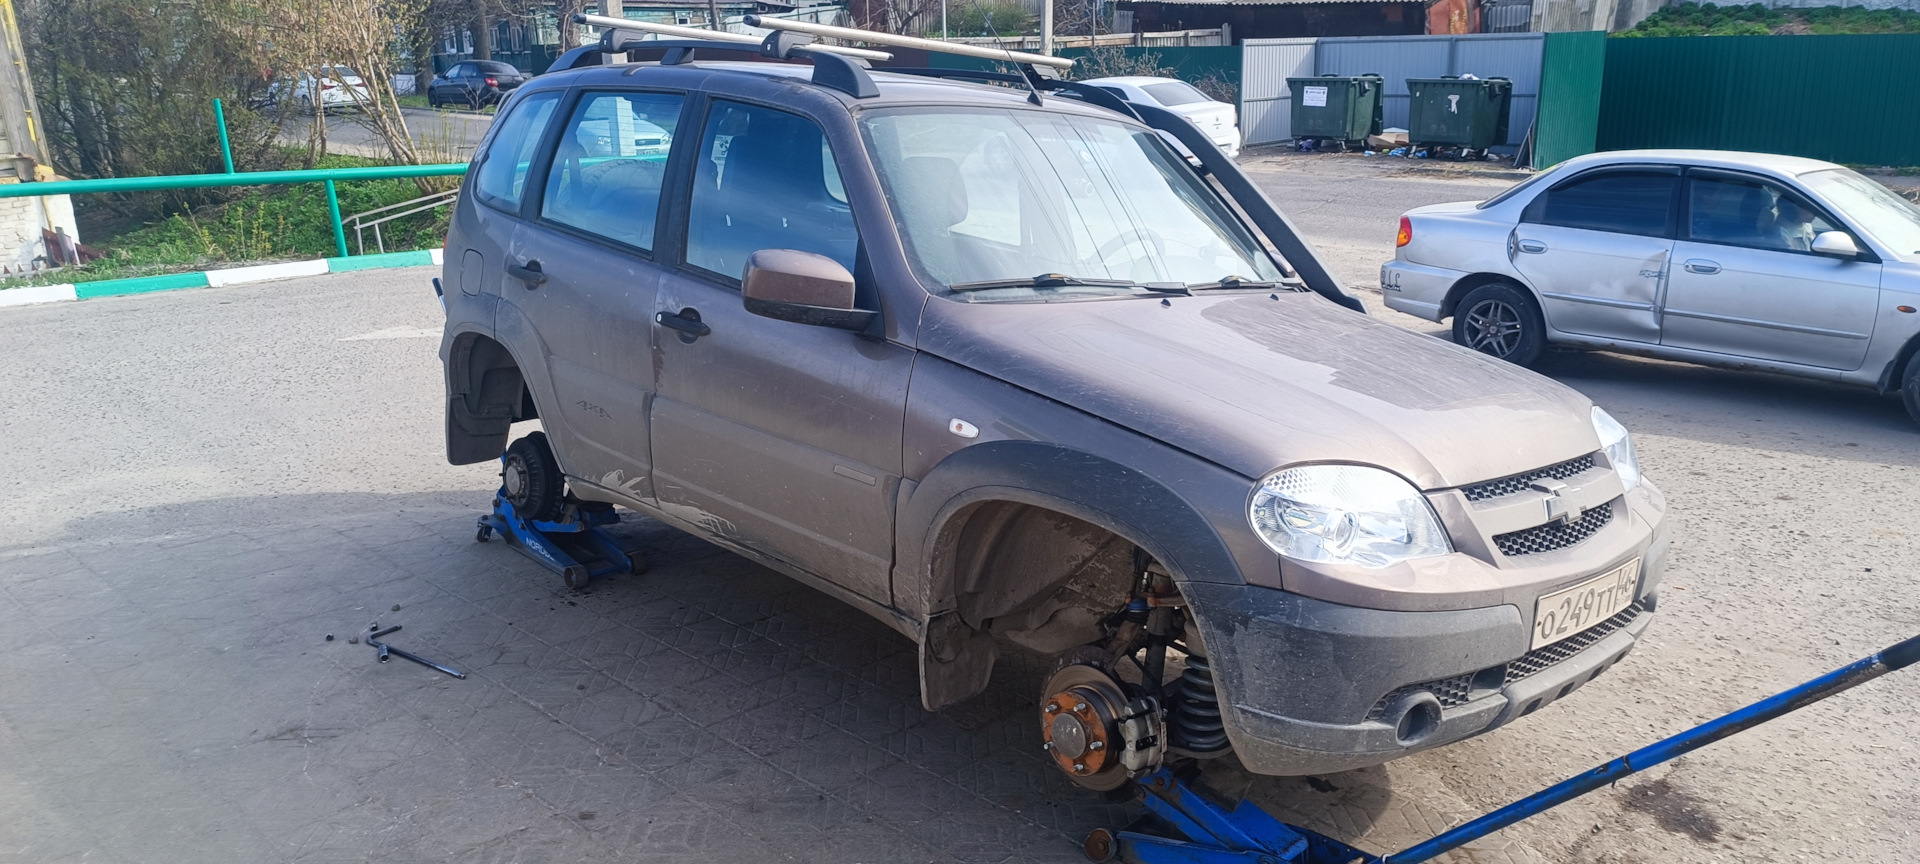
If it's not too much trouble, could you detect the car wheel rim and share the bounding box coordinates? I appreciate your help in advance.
[1464,299,1523,357]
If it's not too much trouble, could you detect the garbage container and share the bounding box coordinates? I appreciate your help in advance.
[1405,77,1513,153]
[1287,75,1384,148]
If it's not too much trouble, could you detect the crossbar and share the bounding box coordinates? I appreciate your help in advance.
[0,163,469,199]
[743,16,1074,69]
[574,13,892,61]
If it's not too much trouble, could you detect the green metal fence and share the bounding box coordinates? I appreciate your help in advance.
[1598,33,1920,167]
[0,164,470,258]
[1533,31,1605,168]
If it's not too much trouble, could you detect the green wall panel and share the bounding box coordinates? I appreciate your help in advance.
[1599,34,1920,167]
[1534,31,1605,168]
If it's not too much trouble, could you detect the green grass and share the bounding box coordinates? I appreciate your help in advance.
[0,151,453,290]
[1618,3,1920,36]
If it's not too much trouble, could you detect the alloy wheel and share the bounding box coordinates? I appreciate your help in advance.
[1463,298,1524,358]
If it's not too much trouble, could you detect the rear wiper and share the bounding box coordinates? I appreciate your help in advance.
[948,273,1138,292]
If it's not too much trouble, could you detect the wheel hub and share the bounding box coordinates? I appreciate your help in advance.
[502,456,528,503]
[1040,663,1165,790]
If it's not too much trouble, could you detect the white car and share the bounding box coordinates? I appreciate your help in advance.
[1082,76,1240,159]
[290,65,372,111]
[1381,149,1920,427]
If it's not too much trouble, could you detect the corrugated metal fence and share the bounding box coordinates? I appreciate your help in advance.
[1241,34,1543,148]
[1598,34,1920,167]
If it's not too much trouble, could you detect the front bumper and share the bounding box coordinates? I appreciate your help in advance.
[1380,259,1465,322]
[1181,533,1665,776]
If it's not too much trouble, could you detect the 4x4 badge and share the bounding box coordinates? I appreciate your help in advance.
[1530,478,1583,525]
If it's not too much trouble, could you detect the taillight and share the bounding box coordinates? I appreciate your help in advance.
[484,76,498,87]
[1396,216,1412,248]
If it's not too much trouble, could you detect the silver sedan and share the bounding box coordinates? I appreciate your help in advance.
[1381,149,1920,427]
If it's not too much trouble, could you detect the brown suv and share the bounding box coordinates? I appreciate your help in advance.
[438,33,1669,786]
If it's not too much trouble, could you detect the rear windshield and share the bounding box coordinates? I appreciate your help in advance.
[1476,163,1562,210]
[321,66,361,78]
[478,62,520,74]
[1142,81,1211,106]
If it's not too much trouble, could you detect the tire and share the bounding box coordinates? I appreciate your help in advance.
[427,91,439,109]
[1901,351,1920,430]
[502,431,565,522]
[1452,282,1546,367]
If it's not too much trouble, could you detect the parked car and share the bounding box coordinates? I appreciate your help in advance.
[289,65,372,111]
[440,55,1668,785]
[428,61,528,109]
[1382,149,1920,427]
[1082,76,1241,159]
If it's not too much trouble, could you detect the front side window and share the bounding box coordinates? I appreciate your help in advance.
[1687,174,1837,253]
[472,89,561,213]
[542,91,683,251]
[1529,170,1676,237]
[860,107,1282,300]
[686,101,857,281]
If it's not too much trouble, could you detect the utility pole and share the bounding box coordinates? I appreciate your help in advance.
[1041,0,1053,53]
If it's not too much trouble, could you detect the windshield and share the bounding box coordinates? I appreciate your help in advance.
[860,108,1283,300]
[1799,168,1920,256]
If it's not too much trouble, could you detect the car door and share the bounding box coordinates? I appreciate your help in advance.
[649,98,911,604]
[508,88,688,503]
[437,63,468,102]
[1661,169,1882,371]
[1510,166,1679,345]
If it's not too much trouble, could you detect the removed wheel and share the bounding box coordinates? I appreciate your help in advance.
[1902,351,1920,430]
[502,431,564,522]
[1452,282,1546,367]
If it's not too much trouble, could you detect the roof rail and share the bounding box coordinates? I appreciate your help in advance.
[572,13,892,62]
[743,17,1073,70]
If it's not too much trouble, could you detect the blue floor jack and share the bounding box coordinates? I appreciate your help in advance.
[1087,630,1920,864]
[474,433,647,590]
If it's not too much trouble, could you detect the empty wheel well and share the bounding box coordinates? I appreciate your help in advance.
[446,333,537,464]
[934,500,1143,656]
[1441,273,1531,320]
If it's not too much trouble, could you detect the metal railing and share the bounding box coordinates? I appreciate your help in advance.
[0,163,469,258]
[348,188,460,255]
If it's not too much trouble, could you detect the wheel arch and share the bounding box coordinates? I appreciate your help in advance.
[445,330,538,465]
[897,440,1247,710]
[1440,271,1536,321]
[1875,329,1920,395]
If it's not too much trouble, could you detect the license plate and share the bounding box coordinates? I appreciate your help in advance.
[1531,559,1640,650]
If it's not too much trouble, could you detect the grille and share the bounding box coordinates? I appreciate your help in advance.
[1462,454,1597,502]
[1505,601,1643,684]
[1492,502,1614,556]
[1365,601,1645,722]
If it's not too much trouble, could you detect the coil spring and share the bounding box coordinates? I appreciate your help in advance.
[1170,652,1230,753]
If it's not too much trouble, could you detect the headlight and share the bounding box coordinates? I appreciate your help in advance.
[1249,465,1451,568]
[1591,406,1642,491]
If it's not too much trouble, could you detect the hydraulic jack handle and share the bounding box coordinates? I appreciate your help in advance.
[367,625,467,680]
[1377,631,1920,864]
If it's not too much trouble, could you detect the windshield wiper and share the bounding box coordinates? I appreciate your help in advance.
[948,273,1139,292]
[1186,275,1294,291]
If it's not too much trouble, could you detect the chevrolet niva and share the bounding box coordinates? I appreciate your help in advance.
[438,30,1669,788]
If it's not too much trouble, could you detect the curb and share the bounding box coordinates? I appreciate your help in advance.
[0,249,444,309]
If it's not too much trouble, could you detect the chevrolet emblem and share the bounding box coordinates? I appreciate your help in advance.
[1530,478,1584,525]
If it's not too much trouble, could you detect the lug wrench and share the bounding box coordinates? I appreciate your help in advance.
[367,625,467,679]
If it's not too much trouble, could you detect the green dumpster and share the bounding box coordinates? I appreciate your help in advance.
[1287,75,1384,147]
[1406,77,1513,153]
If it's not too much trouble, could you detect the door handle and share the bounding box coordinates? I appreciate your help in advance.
[656,308,711,338]
[1683,259,1721,275]
[1517,240,1547,254]
[505,259,546,288]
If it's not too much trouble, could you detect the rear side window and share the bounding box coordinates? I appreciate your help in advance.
[1526,170,1677,237]
[1142,81,1211,106]
[472,90,561,214]
[542,91,684,251]
[686,101,857,281]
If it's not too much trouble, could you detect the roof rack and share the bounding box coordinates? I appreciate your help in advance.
[742,17,1073,71]
[572,14,892,62]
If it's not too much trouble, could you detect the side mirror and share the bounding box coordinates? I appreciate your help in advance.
[1811,230,1862,257]
[741,249,876,331]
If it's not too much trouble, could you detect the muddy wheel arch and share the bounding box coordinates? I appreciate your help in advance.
[896,440,1245,710]
[445,331,537,465]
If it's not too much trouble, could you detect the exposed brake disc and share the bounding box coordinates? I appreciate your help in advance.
[1039,663,1167,791]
